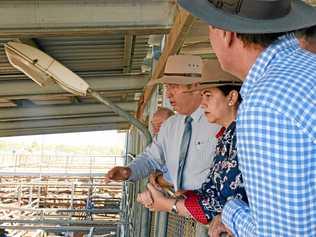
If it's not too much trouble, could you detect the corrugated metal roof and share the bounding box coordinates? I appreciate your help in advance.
[0,0,315,136]
[180,0,316,58]
[0,0,176,136]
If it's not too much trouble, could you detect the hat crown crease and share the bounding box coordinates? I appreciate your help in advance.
[207,0,291,20]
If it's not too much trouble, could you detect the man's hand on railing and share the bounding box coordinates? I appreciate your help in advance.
[148,171,165,191]
[150,172,187,198]
[137,183,172,212]
[104,166,131,183]
[137,187,154,210]
[208,214,233,237]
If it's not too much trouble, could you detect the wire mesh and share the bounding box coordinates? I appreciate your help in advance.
[167,213,196,237]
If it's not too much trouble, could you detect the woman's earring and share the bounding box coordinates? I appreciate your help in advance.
[228,102,233,106]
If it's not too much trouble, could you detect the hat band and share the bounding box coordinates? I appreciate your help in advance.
[164,73,202,77]
[207,0,291,20]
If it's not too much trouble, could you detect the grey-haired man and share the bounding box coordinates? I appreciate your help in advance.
[105,55,220,193]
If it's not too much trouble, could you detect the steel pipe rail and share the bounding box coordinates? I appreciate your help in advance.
[0,219,120,226]
[0,225,117,233]
[90,89,152,145]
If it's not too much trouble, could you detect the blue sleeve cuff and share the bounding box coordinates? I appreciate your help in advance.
[127,161,142,182]
[127,157,162,182]
[222,199,256,237]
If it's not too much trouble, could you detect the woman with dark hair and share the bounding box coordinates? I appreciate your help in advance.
[137,60,248,236]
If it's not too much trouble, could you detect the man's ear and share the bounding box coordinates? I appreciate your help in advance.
[223,31,236,48]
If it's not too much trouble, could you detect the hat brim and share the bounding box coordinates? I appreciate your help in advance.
[148,75,201,86]
[179,0,316,34]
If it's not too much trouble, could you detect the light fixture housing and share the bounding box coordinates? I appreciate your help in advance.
[5,42,90,96]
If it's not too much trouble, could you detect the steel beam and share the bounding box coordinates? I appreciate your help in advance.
[0,102,136,121]
[0,0,174,37]
[0,115,127,130]
[0,122,129,137]
[123,35,136,73]
[0,75,148,97]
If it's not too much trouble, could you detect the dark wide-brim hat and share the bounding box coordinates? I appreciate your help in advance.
[178,0,316,34]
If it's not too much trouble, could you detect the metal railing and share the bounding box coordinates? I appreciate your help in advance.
[0,153,124,177]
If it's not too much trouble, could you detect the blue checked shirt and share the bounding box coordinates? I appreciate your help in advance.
[222,35,316,237]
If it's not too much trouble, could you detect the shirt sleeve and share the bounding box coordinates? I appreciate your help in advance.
[229,105,312,236]
[222,199,256,237]
[185,180,221,223]
[127,127,167,182]
[184,191,209,224]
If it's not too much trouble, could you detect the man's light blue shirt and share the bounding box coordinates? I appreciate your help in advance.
[128,107,220,190]
[222,35,316,237]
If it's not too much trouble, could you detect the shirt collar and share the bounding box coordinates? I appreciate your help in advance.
[187,106,204,123]
[216,127,226,139]
[240,34,299,100]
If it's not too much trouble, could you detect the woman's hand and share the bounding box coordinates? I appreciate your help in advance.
[137,189,154,210]
[147,183,171,211]
[208,214,233,237]
[137,183,175,212]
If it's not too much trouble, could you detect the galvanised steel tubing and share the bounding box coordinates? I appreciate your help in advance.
[0,219,120,225]
[140,180,151,237]
[1,225,116,232]
[89,89,152,145]
[0,206,120,214]
[156,212,168,237]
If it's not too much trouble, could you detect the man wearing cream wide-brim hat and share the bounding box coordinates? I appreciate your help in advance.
[135,59,244,237]
[106,55,220,201]
[179,0,316,236]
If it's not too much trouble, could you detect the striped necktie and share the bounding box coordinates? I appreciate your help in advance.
[177,115,193,189]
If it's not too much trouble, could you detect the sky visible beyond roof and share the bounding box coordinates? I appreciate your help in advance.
[0,130,126,147]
